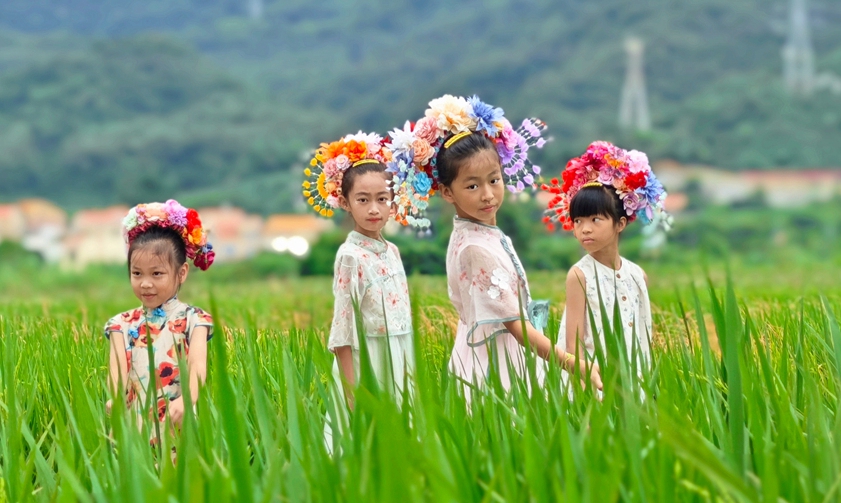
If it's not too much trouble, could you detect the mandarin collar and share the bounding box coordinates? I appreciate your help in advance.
[453,217,502,234]
[347,230,388,255]
[147,296,182,318]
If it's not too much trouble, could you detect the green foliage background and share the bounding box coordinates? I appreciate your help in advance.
[0,0,840,213]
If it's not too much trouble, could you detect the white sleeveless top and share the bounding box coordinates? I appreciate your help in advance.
[558,254,652,370]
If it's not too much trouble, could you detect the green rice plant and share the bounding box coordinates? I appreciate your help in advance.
[0,268,840,501]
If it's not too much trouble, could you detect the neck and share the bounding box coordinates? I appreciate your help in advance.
[454,206,496,227]
[589,242,622,270]
[353,225,383,241]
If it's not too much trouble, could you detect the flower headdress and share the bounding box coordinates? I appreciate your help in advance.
[301,131,393,217]
[385,94,547,229]
[541,141,670,231]
[122,200,215,270]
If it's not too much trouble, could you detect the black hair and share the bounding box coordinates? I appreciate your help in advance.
[127,226,187,274]
[435,132,497,186]
[569,185,626,224]
[341,161,390,198]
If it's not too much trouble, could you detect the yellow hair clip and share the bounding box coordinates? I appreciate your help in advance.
[444,131,472,149]
[582,181,603,189]
[351,159,381,168]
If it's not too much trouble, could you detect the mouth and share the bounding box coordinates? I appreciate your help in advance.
[366,218,383,223]
[141,293,157,300]
[582,238,595,244]
[480,205,496,213]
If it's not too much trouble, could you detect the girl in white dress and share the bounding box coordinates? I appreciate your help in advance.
[387,94,602,393]
[302,132,416,415]
[542,141,670,377]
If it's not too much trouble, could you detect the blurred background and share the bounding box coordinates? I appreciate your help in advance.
[0,0,840,279]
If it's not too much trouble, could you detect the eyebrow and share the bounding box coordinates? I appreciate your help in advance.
[355,191,391,197]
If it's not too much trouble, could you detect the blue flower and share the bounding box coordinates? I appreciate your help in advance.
[412,172,432,196]
[128,327,139,339]
[152,307,166,318]
[468,95,504,136]
[636,207,652,225]
[637,173,665,203]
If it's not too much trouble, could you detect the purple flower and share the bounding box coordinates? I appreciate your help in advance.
[507,185,517,193]
[535,138,546,149]
[468,95,504,136]
[497,142,515,164]
[524,174,534,185]
[521,119,540,137]
[516,181,525,192]
[164,199,187,227]
[532,165,541,174]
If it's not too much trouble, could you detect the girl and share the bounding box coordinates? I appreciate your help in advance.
[542,141,669,374]
[389,94,601,392]
[104,200,215,438]
[302,132,417,409]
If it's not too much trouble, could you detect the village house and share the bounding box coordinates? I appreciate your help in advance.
[198,206,264,263]
[0,203,26,242]
[63,206,129,270]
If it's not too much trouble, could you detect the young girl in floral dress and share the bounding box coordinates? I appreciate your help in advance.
[542,141,670,377]
[303,132,422,412]
[389,94,602,393]
[104,200,215,440]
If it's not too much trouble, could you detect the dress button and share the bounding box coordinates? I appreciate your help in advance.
[622,296,627,301]
[616,273,621,279]
[628,322,634,328]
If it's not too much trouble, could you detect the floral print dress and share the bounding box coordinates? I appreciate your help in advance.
[558,254,652,371]
[104,297,213,426]
[328,231,415,396]
[446,218,546,391]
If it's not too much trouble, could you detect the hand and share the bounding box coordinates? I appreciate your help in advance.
[167,396,185,426]
[583,361,603,392]
[106,399,113,415]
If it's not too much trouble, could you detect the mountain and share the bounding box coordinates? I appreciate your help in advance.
[0,0,839,211]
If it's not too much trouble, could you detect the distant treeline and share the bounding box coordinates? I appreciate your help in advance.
[0,0,840,212]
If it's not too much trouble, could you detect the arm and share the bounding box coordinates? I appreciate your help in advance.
[186,326,209,405]
[335,346,355,409]
[106,332,128,413]
[564,266,588,359]
[503,318,602,390]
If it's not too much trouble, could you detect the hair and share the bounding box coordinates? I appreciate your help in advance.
[127,226,187,274]
[341,161,390,198]
[569,185,626,224]
[435,132,497,186]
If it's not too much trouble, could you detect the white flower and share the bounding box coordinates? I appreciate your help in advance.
[488,286,501,299]
[490,268,511,291]
[122,208,138,230]
[386,121,415,154]
[346,131,383,155]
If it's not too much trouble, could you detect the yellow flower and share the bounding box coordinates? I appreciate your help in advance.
[319,209,328,217]
[302,181,311,189]
[313,205,321,212]
[303,190,311,197]
[317,173,330,199]
[304,168,312,177]
[326,209,334,217]
[307,197,315,206]
[310,158,317,167]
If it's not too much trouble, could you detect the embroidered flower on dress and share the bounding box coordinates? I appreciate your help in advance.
[487,268,512,299]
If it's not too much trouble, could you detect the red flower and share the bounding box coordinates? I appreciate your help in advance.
[157,362,180,388]
[186,209,201,229]
[167,318,187,334]
[122,309,143,323]
[561,170,576,193]
[625,172,647,191]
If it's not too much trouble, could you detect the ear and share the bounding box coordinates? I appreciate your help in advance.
[178,262,189,284]
[440,184,455,204]
[616,216,628,233]
[338,195,351,212]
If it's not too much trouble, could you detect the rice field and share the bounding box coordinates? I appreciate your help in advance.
[1,262,840,502]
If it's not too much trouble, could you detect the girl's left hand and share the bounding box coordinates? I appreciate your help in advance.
[168,396,185,426]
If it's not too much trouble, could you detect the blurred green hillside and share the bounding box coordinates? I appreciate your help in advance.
[0,0,839,212]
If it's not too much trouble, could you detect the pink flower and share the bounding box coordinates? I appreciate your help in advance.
[326,195,340,208]
[324,159,339,178]
[412,139,435,165]
[497,118,518,151]
[627,150,650,174]
[414,116,439,143]
[335,155,350,171]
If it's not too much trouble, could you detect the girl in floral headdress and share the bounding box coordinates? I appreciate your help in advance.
[388,94,602,394]
[104,200,215,440]
[542,141,670,376]
[303,132,418,417]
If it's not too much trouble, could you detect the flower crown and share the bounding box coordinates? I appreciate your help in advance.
[385,94,547,229]
[122,200,215,270]
[541,141,670,231]
[302,131,393,217]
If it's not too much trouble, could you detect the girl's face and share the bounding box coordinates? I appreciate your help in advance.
[572,214,627,253]
[130,249,188,309]
[340,171,394,240]
[440,148,504,226]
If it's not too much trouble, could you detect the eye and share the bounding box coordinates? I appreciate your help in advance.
[357,198,367,203]
[467,184,478,190]
[573,218,581,224]
[379,196,390,203]
[491,177,501,184]
[594,217,601,222]
[153,271,163,276]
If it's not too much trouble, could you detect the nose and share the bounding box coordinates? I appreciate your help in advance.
[481,185,494,202]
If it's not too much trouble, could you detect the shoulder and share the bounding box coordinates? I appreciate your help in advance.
[457,242,502,265]
[185,305,213,323]
[103,307,142,338]
[334,244,362,266]
[621,257,647,280]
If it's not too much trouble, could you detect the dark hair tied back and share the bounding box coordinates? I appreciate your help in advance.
[569,185,626,223]
[434,132,497,186]
[340,161,389,198]
[127,226,188,274]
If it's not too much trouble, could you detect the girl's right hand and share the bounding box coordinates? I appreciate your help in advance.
[106,399,113,415]
[583,361,603,391]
